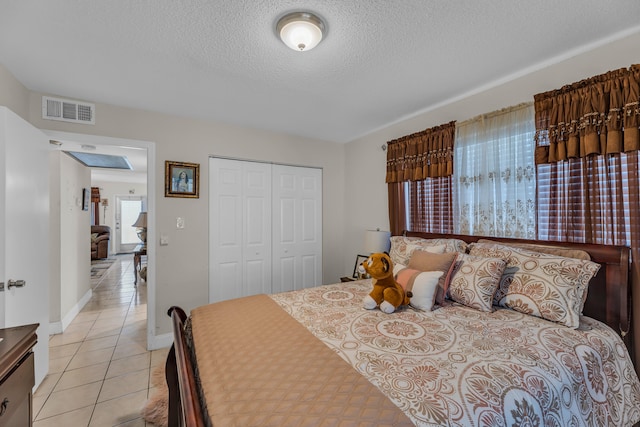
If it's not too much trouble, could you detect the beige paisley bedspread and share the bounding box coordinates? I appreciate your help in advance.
[271,280,640,427]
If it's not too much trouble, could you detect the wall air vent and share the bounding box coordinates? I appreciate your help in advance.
[42,96,95,125]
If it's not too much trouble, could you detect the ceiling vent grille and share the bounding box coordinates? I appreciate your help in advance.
[42,96,95,125]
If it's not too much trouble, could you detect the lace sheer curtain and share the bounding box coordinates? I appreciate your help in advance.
[454,103,536,238]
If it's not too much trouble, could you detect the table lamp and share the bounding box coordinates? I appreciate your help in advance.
[132,212,147,249]
[364,228,391,254]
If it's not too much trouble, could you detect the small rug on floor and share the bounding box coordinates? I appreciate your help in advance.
[141,364,169,427]
[91,258,117,278]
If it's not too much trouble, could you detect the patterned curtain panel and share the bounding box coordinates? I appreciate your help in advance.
[387,182,407,236]
[386,121,456,183]
[535,66,640,351]
[454,103,536,238]
[534,64,640,163]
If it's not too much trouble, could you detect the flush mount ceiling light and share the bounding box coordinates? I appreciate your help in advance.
[276,12,325,51]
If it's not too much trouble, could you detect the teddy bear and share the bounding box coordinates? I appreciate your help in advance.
[359,252,411,313]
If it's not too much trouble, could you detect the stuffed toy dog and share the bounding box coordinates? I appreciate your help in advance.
[359,252,410,313]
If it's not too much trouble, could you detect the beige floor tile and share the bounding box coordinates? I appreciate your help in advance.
[32,394,47,419]
[117,338,147,352]
[78,335,119,353]
[112,341,148,360]
[73,311,101,323]
[48,330,89,347]
[36,381,102,420]
[48,354,73,374]
[98,368,150,402]
[63,322,94,334]
[85,325,122,340]
[55,362,109,392]
[106,352,150,378]
[36,256,166,426]
[115,417,147,426]
[89,389,148,427]
[92,318,126,330]
[150,348,170,368]
[34,371,63,397]
[67,347,114,370]
[33,406,94,427]
[98,307,131,320]
[49,342,81,360]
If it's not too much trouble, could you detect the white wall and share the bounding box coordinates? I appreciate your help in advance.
[343,30,640,366]
[49,152,92,332]
[92,180,147,254]
[23,95,346,341]
[0,64,29,119]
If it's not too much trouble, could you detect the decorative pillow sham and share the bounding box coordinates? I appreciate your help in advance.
[407,250,458,307]
[393,264,443,311]
[476,238,591,261]
[468,242,601,328]
[448,253,507,312]
[389,236,467,266]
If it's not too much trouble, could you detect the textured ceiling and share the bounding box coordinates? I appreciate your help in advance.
[1,0,640,143]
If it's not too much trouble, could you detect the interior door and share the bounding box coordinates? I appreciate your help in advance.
[272,164,322,292]
[115,195,146,253]
[0,107,50,389]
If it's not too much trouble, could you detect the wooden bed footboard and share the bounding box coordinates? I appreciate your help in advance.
[166,306,206,427]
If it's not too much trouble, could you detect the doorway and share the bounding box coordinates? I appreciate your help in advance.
[115,195,147,253]
[43,129,161,351]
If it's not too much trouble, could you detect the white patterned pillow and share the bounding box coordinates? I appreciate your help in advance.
[448,253,506,312]
[393,263,443,311]
[390,236,467,265]
[468,242,601,328]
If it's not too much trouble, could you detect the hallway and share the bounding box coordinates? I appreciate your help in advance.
[33,255,166,426]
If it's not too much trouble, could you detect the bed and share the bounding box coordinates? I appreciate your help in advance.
[166,232,640,426]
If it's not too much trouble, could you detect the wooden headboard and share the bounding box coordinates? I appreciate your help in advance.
[403,231,634,364]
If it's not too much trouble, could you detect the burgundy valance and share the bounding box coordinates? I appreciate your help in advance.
[385,121,456,183]
[534,64,640,164]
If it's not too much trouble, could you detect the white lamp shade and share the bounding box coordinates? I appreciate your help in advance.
[364,229,391,254]
[132,212,147,228]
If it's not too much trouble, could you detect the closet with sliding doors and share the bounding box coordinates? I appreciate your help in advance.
[208,157,322,303]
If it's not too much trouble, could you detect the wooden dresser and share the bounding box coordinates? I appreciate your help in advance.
[0,323,38,427]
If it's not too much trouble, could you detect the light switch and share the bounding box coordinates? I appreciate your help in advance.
[176,217,185,229]
[160,234,169,245]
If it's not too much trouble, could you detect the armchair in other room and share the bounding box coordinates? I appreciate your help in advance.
[91,225,111,259]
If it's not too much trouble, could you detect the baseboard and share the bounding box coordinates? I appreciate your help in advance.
[147,331,173,350]
[49,288,93,335]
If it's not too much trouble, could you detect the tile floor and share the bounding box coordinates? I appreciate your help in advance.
[33,255,167,426]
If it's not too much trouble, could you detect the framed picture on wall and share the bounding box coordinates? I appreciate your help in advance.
[165,161,200,198]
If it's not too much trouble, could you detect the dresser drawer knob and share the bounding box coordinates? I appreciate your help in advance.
[0,398,9,416]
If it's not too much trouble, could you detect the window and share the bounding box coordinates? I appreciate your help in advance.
[406,104,536,238]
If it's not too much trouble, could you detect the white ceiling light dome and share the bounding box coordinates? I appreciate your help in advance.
[276,12,325,52]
